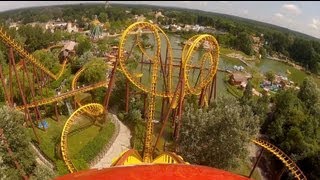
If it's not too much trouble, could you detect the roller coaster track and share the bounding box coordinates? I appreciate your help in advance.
[252,139,307,180]
[111,149,187,166]
[119,22,174,98]
[0,26,65,80]
[60,103,105,173]
[16,81,108,110]
[71,65,110,115]
[183,34,219,95]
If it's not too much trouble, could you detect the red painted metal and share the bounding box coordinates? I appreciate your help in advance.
[22,58,43,128]
[56,164,250,180]
[10,48,40,143]
[125,80,129,113]
[0,62,11,105]
[214,73,217,100]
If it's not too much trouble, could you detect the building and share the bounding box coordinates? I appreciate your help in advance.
[67,22,78,33]
[229,72,252,89]
[59,41,77,61]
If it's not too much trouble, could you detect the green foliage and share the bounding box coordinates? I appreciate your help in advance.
[262,85,320,179]
[98,12,108,23]
[75,36,92,56]
[240,80,253,105]
[234,32,254,55]
[17,25,58,52]
[132,120,146,152]
[30,164,56,180]
[71,51,94,72]
[33,49,59,73]
[0,106,36,177]
[259,47,267,58]
[109,72,126,111]
[298,78,320,115]
[178,96,260,170]
[96,38,110,56]
[82,58,109,84]
[76,122,115,163]
[265,71,275,83]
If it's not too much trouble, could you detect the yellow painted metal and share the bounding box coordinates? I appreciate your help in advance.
[118,22,174,98]
[118,22,164,163]
[16,81,107,110]
[152,152,187,164]
[111,149,187,166]
[61,103,105,173]
[183,34,219,95]
[0,26,66,80]
[252,139,307,180]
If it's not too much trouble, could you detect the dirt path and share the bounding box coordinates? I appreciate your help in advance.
[90,114,131,169]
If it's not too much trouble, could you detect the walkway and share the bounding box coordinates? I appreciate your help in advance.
[91,114,131,169]
[30,142,55,171]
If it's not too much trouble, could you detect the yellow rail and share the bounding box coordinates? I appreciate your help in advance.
[111,149,187,166]
[118,22,174,98]
[0,26,65,80]
[16,81,107,110]
[60,103,105,173]
[252,139,307,180]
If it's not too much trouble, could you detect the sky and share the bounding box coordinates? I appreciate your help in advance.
[0,1,319,39]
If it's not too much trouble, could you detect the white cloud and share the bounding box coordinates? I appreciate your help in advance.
[199,1,208,6]
[282,4,302,15]
[274,13,284,18]
[243,9,248,15]
[308,18,320,30]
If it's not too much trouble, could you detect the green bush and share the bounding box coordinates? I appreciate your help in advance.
[132,120,146,152]
[55,160,69,176]
[117,112,124,120]
[76,123,115,163]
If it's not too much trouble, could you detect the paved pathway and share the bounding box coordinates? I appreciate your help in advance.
[30,143,55,170]
[91,114,131,169]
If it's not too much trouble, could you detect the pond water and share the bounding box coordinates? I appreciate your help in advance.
[254,58,308,85]
[122,32,319,98]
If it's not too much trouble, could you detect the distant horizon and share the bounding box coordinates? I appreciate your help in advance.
[0,1,319,40]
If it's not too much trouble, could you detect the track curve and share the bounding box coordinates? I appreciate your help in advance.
[61,103,105,173]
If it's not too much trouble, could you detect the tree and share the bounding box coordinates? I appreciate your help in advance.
[32,50,59,73]
[178,96,260,170]
[98,12,108,23]
[298,78,320,115]
[265,71,275,84]
[30,164,55,180]
[233,32,253,55]
[71,51,94,72]
[75,36,92,56]
[82,58,109,84]
[0,106,36,178]
[240,80,253,105]
[265,89,319,160]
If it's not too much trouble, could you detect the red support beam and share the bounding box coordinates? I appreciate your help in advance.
[0,62,11,106]
[8,52,14,106]
[9,48,40,143]
[125,80,130,113]
[248,148,263,178]
[22,60,43,129]
[214,73,217,100]
[55,103,59,122]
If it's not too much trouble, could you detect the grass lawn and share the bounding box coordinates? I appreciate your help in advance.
[220,47,253,59]
[28,114,115,176]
